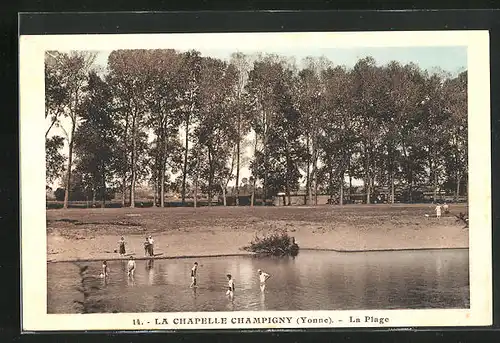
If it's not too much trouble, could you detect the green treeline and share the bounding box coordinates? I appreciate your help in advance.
[45,50,467,208]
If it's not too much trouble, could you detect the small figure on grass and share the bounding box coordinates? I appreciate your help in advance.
[435,204,442,219]
[190,262,198,288]
[443,202,450,215]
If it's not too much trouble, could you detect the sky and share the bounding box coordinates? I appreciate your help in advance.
[94,46,467,76]
[48,46,467,191]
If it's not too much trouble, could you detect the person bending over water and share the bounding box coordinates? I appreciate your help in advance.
[226,274,235,299]
[258,269,271,291]
[190,262,198,288]
[127,257,136,277]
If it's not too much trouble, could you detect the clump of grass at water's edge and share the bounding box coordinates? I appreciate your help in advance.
[244,229,299,257]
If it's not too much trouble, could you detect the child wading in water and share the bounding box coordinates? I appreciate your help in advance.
[226,274,235,299]
[190,262,198,288]
[100,261,109,278]
[119,237,126,256]
[258,269,271,292]
[127,256,136,277]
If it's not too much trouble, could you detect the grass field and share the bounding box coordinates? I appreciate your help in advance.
[46,203,469,262]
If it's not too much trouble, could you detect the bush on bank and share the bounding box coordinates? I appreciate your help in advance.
[244,229,299,257]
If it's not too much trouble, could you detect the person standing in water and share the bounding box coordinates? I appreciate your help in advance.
[190,262,198,288]
[258,269,271,292]
[118,237,126,256]
[435,203,442,219]
[226,274,235,299]
[100,261,109,278]
[127,256,136,277]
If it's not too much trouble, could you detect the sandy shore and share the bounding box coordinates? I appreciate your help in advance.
[46,204,469,262]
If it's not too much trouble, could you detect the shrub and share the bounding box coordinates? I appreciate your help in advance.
[244,229,299,257]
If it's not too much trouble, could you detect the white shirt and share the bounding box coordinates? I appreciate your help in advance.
[228,279,234,290]
[259,272,269,283]
[148,238,154,244]
[435,206,442,213]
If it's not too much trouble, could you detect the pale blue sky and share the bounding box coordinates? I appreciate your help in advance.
[95,46,467,75]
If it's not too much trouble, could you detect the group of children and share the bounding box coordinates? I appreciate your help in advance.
[100,259,272,299]
[117,235,156,258]
[189,262,271,298]
[434,202,450,218]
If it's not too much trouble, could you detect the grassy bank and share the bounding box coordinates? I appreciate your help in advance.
[47,203,469,262]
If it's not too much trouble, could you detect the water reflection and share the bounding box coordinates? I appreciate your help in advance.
[47,250,469,313]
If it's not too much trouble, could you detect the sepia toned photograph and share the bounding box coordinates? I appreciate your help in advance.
[20,30,491,331]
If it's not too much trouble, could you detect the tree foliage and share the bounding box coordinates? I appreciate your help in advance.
[46,49,468,207]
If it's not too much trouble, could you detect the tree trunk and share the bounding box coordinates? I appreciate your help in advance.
[390,170,395,204]
[160,162,165,208]
[366,178,371,204]
[312,138,318,206]
[101,164,106,209]
[181,112,190,205]
[235,115,241,206]
[222,184,227,206]
[263,110,268,201]
[365,145,371,205]
[153,177,157,207]
[130,114,137,209]
[339,174,344,206]
[121,180,126,207]
[455,171,461,202]
[314,168,318,206]
[208,148,213,207]
[194,172,198,208]
[251,178,256,207]
[306,137,312,205]
[63,120,76,209]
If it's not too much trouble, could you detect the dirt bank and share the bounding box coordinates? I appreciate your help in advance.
[46,204,469,262]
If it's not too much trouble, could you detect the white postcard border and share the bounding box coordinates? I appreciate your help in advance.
[19,30,492,331]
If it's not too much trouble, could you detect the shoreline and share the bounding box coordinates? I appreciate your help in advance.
[47,246,469,263]
[46,204,469,264]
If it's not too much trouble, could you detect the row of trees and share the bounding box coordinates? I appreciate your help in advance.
[45,49,467,208]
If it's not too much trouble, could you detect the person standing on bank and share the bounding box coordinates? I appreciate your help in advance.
[118,236,126,256]
[190,262,198,288]
[144,236,150,257]
[148,235,154,256]
[258,269,271,292]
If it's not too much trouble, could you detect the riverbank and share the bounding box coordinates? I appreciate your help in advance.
[47,204,469,263]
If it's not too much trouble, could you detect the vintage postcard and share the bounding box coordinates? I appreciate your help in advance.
[20,30,491,331]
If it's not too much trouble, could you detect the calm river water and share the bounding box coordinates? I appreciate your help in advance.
[47,249,469,313]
